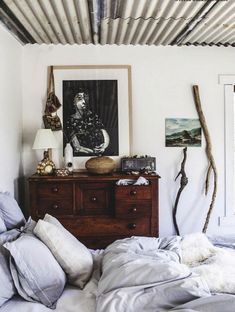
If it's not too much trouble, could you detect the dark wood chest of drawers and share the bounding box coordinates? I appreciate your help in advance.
[28,173,160,249]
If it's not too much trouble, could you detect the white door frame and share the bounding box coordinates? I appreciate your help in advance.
[219,75,235,226]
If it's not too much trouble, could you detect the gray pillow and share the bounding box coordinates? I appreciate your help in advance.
[0,192,26,230]
[0,247,16,308]
[4,232,66,309]
[0,229,21,308]
[0,218,35,244]
[0,217,6,234]
[0,228,21,245]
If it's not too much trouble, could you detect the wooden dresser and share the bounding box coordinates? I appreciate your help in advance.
[28,172,160,249]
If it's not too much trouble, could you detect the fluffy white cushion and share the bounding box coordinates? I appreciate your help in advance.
[33,215,93,289]
[181,232,235,293]
[192,248,235,293]
[181,232,217,266]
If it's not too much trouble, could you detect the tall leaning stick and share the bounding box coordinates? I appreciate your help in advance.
[192,85,218,233]
[173,147,188,236]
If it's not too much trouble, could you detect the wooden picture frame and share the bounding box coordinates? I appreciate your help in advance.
[51,65,132,167]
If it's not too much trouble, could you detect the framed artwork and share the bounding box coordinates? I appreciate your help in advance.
[52,65,132,158]
[63,80,118,156]
[165,118,201,147]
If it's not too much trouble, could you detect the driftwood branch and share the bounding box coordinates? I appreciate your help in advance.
[192,85,218,233]
[173,147,188,236]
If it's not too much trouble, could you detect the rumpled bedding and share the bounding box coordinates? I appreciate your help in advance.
[2,233,235,312]
[96,235,235,312]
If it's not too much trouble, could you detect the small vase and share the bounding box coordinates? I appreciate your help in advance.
[64,143,73,173]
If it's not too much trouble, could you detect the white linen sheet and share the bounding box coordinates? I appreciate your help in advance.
[1,285,96,312]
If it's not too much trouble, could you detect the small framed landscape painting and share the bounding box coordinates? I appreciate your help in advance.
[165,118,201,147]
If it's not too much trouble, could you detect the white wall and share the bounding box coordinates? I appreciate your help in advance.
[22,44,235,236]
[0,25,23,198]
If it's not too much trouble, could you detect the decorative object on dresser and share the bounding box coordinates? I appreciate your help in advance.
[85,156,116,174]
[28,172,160,249]
[55,168,70,177]
[121,156,156,174]
[64,142,74,173]
[32,129,58,175]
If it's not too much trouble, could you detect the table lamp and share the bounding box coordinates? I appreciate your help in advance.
[32,129,58,175]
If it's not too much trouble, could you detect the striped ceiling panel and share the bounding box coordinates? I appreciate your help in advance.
[0,0,234,47]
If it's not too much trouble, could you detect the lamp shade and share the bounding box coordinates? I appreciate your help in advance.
[32,129,58,150]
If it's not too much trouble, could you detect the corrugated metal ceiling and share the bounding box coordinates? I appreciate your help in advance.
[0,0,234,47]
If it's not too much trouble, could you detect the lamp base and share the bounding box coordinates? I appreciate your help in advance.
[36,150,56,175]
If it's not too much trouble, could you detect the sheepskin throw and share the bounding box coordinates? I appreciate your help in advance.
[181,233,235,294]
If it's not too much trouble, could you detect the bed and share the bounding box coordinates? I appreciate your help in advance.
[1,191,235,312]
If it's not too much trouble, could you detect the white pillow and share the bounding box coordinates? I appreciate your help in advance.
[43,213,64,229]
[33,216,93,289]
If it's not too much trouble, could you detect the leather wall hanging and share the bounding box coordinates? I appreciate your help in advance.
[43,66,62,131]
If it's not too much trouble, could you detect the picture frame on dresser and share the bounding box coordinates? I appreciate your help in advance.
[50,65,132,169]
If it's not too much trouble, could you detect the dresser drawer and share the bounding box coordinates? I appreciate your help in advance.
[60,216,151,236]
[37,198,73,216]
[115,185,151,200]
[115,201,151,218]
[76,183,113,215]
[37,182,72,199]
[36,182,73,216]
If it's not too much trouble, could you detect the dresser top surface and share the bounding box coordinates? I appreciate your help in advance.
[28,171,160,182]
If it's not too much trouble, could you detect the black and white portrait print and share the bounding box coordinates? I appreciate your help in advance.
[63,80,118,157]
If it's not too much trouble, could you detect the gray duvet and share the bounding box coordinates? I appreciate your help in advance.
[96,236,235,312]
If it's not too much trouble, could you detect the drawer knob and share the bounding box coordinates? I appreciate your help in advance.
[130,190,137,196]
[131,207,137,213]
[52,187,59,192]
[128,223,137,230]
[91,196,97,202]
[52,204,59,209]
